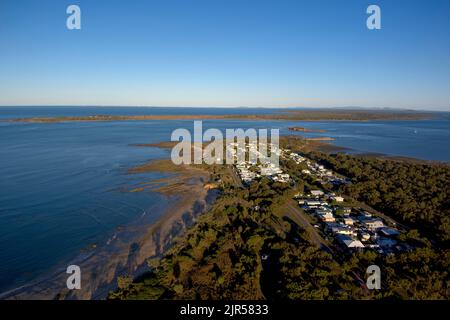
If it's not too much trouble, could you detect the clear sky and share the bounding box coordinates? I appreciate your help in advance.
[0,0,449,110]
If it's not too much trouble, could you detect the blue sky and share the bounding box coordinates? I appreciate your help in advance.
[0,0,449,110]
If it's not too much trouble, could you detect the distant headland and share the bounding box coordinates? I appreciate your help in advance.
[288,126,327,133]
[8,109,432,123]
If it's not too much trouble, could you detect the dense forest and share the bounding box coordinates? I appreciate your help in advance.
[308,152,450,245]
[109,161,449,300]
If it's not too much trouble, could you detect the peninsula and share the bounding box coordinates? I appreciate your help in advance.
[9,109,431,123]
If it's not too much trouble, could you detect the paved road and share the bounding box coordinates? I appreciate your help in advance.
[284,200,334,255]
[226,166,244,188]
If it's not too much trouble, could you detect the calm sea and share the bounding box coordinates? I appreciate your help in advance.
[0,106,449,294]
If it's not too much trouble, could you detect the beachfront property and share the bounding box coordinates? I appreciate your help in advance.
[230,141,291,184]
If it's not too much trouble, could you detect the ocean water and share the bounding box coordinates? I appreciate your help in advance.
[0,107,449,294]
[278,114,450,162]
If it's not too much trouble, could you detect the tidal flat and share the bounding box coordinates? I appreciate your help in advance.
[1,152,216,300]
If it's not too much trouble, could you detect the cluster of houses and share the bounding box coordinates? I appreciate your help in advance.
[289,152,306,164]
[297,188,408,254]
[295,154,349,186]
[230,144,410,255]
[229,142,291,184]
[292,153,410,254]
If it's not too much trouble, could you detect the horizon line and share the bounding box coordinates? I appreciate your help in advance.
[0,105,449,112]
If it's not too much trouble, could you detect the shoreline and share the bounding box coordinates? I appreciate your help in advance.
[7,109,432,123]
[0,157,215,300]
[1,129,447,299]
[288,126,327,133]
[281,134,450,166]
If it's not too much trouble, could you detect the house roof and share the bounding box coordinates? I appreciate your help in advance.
[344,239,365,248]
[336,234,365,248]
[379,227,400,236]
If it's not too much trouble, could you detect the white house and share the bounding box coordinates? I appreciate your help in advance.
[364,219,385,231]
[343,217,355,226]
[310,190,324,197]
[331,196,344,202]
[304,200,322,207]
[319,212,335,222]
[332,226,355,236]
[273,173,290,183]
[343,239,365,249]
[337,235,365,249]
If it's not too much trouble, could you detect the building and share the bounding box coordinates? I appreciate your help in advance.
[342,207,352,214]
[343,217,355,226]
[273,173,290,183]
[261,166,282,176]
[318,211,335,222]
[362,211,372,218]
[316,208,332,215]
[363,219,385,231]
[333,226,355,236]
[376,237,397,248]
[303,200,322,208]
[336,235,365,249]
[379,227,400,237]
[326,223,354,236]
[310,190,324,197]
[331,196,344,202]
